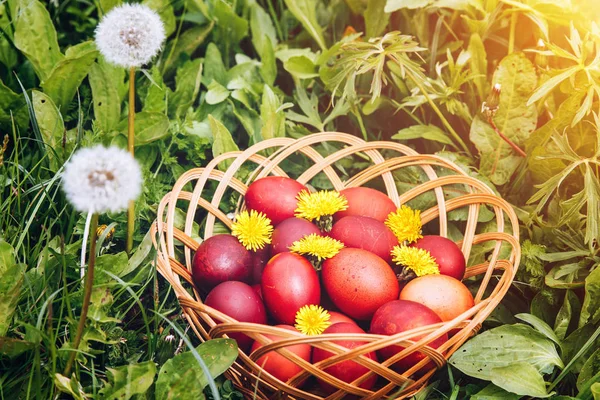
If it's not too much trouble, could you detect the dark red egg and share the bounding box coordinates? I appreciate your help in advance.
[334,187,396,223]
[250,325,311,383]
[272,218,322,255]
[205,281,267,351]
[411,236,466,280]
[245,177,308,226]
[330,216,398,263]
[261,252,320,324]
[192,234,252,290]
[313,322,378,393]
[370,300,448,373]
[322,248,399,320]
[250,245,271,284]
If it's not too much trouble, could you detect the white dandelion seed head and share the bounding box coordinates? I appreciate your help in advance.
[62,145,143,214]
[95,3,166,68]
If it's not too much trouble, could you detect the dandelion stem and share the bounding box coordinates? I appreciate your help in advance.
[487,115,527,157]
[127,67,135,254]
[64,213,99,377]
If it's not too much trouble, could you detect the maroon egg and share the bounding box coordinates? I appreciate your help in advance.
[251,245,271,284]
[313,323,378,393]
[261,252,320,324]
[192,234,252,290]
[245,177,308,226]
[370,300,448,373]
[272,218,322,255]
[205,281,267,351]
[334,187,396,222]
[411,236,466,280]
[330,215,398,263]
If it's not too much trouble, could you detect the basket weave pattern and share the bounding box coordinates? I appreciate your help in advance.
[150,133,521,399]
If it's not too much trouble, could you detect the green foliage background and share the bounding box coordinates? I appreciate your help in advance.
[1,0,600,398]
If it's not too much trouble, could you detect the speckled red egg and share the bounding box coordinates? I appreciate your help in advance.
[322,248,399,320]
[330,216,398,263]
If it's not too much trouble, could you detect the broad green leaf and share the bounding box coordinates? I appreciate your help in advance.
[468,33,487,101]
[385,0,431,12]
[143,0,176,36]
[250,4,277,59]
[32,90,65,170]
[260,85,285,141]
[579,266,600,328]
[213,1,248,49]
[54,374,86,400]
[203,43,227,87]
[169,59,203,117]
[490,363,551,398]
[365,0,390,38]
[0,239,16,276]
[88,287,120,324]
[0,336,35,358]
[13,0,63,81]
[283,56,318,79]
[95,252,130,285]
[259,37,277,87]
[209,115,239,171]
[392,125,455,146]
[471,383,521,399]
[583,165,600,247]
[155,339,238,400]
[0,76,28,131]
[577,348,600,396]
[469,52,537,185]
[449,324,563,381]
[98,361,156,400]
[117,111,170,145]
[163,22,213,74]
[515,313,561,346]
[143,66,169,113]
[205,80,230,105]
[0,241,24,336]
[89,60,124,133]
[41,41,98,112]
[284,0,327,51]
[554,290,579,341]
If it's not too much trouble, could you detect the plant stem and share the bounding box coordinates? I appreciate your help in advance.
[508,12,517,54]
[407,71,472,156]
[63,213,99,377]
[487,116,527,157]
[127,67,135,254]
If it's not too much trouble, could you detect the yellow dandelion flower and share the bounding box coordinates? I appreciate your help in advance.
[289,234,344,261]
[385,205,423,244]
[231,210,273,251]
[295,190,348,222]
[295,305,331,336]
[96,224,115,240]
[391,245,440,277]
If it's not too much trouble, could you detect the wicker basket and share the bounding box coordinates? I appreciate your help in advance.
[150,132,521,399]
